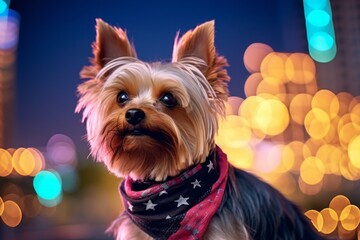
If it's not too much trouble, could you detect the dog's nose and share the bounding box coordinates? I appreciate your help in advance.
[125,108,145,125]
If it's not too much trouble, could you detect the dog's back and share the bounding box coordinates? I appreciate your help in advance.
[205,166,327,240]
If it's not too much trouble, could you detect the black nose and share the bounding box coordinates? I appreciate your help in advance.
[125,108,145,125]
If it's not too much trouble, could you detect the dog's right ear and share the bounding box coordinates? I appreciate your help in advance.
[93,19,137,68]
[81,19,137,79]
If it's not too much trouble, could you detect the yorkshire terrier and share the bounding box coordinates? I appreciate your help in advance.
[76,19,326,240]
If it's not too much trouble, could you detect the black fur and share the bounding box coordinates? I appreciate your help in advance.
[217,166,328,240]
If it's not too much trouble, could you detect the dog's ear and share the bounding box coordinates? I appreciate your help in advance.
[172,20,215,68]
[80,19,137,80]
[172,20,229,101]
[93,18,137,68]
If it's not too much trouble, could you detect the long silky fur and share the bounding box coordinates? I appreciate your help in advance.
[204,166,327,240]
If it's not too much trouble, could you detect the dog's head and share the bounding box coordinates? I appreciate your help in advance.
[76,19,229,181]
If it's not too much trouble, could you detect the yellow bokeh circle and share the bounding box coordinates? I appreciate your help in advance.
[339,123,360,149]
[1,200,22,227]
[216,115,252,148]
[260,52,289,82]
[329,195,350,217]
[252,99,289,136]
[305,209,324,232]
[348,135,360,169]
[312,89,339,119]
[304,108,331,139]
[289,93,313,125]
[286,53,316,84]
[0,197,4,216]
[300,156,325,185]
[223,145,254,170]
[0,149,13,177]
[320,208,338,234]
[340,205,360,231]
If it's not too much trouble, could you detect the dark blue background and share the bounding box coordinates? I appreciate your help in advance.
[10,0,307,154]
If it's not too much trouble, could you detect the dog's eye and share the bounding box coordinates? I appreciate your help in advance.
[117,91,129,104]
[160,93,177,108]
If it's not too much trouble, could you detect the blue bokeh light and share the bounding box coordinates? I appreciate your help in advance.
[0,1,7,15]
[307,10,330,27]
[33,170,62,201]
[309,32,334,51]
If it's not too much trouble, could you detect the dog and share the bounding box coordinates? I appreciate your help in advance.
[76,19,327,240]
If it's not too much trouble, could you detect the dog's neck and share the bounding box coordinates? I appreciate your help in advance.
[131,148,217,188]
[119,146,229,239]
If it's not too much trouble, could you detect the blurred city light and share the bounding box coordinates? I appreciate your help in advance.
[0,9,19,50]
[303,0,337,62]
[33,170,62,203]
[0,0,8,15]
[216,42,360,239]
[47,134,77,167]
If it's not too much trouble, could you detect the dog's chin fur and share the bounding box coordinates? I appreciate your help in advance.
[77,19,326,240]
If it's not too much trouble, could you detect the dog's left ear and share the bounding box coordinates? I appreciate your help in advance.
[172,20,230,101]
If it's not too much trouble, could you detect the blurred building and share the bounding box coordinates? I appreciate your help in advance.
[0,10,19,148]
[316,0,360,96]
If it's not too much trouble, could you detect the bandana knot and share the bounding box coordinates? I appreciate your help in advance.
[120,146,229,240]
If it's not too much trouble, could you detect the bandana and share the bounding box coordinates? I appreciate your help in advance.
[119,146,229,240]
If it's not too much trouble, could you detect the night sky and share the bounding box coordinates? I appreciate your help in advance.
[9,0,307,155]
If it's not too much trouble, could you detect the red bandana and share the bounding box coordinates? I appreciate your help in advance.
[119,146,229,240]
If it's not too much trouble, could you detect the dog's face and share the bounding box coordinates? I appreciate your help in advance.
[76,19,229,181]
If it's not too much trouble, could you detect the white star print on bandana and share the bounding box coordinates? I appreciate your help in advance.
[119,146,229,240]
[175,195,190,207]
[190,179,201,189]
[144,200,157,210]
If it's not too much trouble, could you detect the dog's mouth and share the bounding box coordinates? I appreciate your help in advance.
[121,126,174,145]
[127,128,152,137]
[123,127,160,139]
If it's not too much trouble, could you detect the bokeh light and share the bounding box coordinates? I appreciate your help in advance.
[304,108,331,139]
[221,145,254,170]
[329,195,351,217]
[227,96,244,115]
[216,43,360,240]
[0,148,12,176]
[217,115,252,148]
[260,52,289,82]
[0,197,4,216]
[57,165,79,193]
[348,135,360,169]
[300,156,325,185]
[320,208,338,234]
[33,170,62,203]
[243,43,273,73]
[305,210,323,232]
[0,10,20,50]
[10,147,45,176]
[0,1,8,15]
[289,93,313,125]
[286,53,316,84]
[312,89,339,119]
[1,200,22,227]
[252,98,289,136]
[340,205,360,231]
[244,73,263,97]
[254,142,282,173]
[47,134,77,167]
